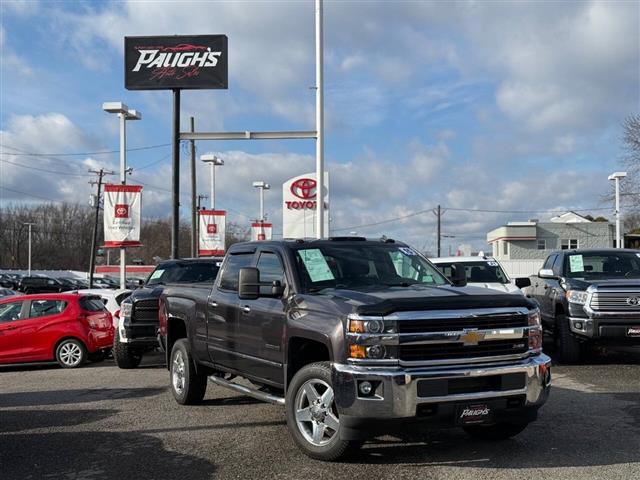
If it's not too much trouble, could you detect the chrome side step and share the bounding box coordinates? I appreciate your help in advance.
[208,375,285,406]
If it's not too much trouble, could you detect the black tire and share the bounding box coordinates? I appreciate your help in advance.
[113,329,143,369]
[556,314,582,364]
[169,338,207,405]
[170,339,207,405]
[88,350,107,362]
[55,339,87,368]
[285,361,361,461]
[463,422,529,440]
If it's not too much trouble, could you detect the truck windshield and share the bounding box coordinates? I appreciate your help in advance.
[435,261,510,284]
[565,252,640,279]
[146,262,220,286]
[294,244,448,293]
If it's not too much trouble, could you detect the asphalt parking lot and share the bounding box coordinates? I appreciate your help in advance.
[1,348,639,480]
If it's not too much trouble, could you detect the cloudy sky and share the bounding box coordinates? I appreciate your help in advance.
[1,0,638,253]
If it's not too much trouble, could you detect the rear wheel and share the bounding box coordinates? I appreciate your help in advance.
[113,329,143,369]
[170,339,207,405]
[463,422,529,440]
[55,339,86,368]
[556,314,582,364]
[285,362,361,461]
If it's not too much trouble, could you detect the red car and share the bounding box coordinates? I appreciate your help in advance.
[0,293,114,368]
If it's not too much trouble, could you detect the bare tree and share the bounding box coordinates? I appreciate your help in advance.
[620,114,640,230]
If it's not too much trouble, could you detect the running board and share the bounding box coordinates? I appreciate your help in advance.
[208,376,285,406]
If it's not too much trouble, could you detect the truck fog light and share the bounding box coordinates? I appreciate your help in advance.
[366,345,385,359]
[359,381,373,395]
[349,344,366,359]
[574,321,583,330]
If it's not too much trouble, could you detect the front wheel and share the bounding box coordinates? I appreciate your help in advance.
[285,362,361,461]
[463,422,529,440]
[556,314,583,364]
[113,329,143,369]
[170,339,207,405]
[55,339,86,368]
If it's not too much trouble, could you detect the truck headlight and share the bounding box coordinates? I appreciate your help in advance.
[566,290,588,305]
[347,316,395,334]
[120,302,132,318]
[528,308,542,351]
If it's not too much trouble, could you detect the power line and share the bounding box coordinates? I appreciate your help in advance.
[0,142,171,157]
[0,157,92,177]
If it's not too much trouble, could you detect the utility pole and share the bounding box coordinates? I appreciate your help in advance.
[24,222,36,276]
[190,116,197,258]
[89,168,114,288]
[315,0,325,239]
[434,205,442,257]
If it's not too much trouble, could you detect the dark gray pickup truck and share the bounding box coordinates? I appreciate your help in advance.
[527,248,640,363]
[159,238,551,461]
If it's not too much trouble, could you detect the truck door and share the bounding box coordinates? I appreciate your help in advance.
[235,250,287,387]
[206,251,255,369]
[531,255,555,311]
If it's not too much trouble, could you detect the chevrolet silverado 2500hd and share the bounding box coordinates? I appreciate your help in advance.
[160,238,551,461]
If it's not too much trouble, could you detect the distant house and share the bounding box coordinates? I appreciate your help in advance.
[486,211,615,262]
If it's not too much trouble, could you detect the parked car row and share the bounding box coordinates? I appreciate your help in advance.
[0,272,142,294]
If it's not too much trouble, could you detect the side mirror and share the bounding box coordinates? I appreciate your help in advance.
[515,277,531,289]
[538,268,557,279]
[271,280,285,297]
[450,263,467,287]
[238,267,260,300]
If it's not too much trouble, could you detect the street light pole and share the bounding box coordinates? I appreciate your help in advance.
[201,154,224,210]
[608,172,627,249]
[24,222,35,276]
[252,181,270,222]
[315,0,325,239]
[102,102,141,288]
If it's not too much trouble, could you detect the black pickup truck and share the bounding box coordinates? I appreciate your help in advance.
[114,257,221,368]
[159,238,551,461]
[527,248,640,363]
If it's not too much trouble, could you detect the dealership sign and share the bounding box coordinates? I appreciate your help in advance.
[103,184,143,248]
[282,172,329,239]
[251,222,273,242]
[125,35,228,90]
[199,210,226,256]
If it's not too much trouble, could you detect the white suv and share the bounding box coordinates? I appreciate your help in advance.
[430,256,529,294]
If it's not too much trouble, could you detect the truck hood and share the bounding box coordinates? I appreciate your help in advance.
[299,284,536,317]
[564,277,640,290]
[467,282,523,295]
[126,285,165,303]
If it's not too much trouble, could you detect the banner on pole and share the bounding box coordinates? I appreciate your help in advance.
[103,184,143,248]
[251,222,273,241]
[199,210,226,256]
[282,172,329,239]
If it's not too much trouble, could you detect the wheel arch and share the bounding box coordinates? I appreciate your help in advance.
[166,316,188,369]
[52,336,87,360]
[286,336,331,390]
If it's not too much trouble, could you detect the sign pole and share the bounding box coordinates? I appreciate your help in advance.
[119,112,127,289]
[315,0,325,239]
[190,116,197,258]
[171,89,181,259]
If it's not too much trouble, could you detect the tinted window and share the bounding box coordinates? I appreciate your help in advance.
[29,300,67,318]
[257,252,285,294]
[0,301,23,322]
[80,297,107,312]
[294,244,447,293]
[552,255,564,274]
[219,254,254,291]
[542,255,556,270]
[147,261,221,286]
[436,261,509,284]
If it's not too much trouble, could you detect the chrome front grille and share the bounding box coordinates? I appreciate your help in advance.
[590,291,640,312]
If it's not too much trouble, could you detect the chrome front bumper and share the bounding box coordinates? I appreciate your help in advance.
[332,354,551,419]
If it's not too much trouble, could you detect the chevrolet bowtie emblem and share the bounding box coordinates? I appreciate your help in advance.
[460,329,483,346]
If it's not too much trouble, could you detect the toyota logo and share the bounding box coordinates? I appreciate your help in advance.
[626,297,640,306]
[290,178,316,200]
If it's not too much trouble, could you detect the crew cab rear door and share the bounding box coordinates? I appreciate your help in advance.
[206,250,255,369]
[234,249,287,387]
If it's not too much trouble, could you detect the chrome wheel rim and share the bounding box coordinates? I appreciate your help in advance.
[59,342,82,367]
[294,378,339,446]
[172,350,186,395]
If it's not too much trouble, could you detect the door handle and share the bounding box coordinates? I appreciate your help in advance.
[543,285,549,290]
[241,306,251,314]
[208,300,218,308]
